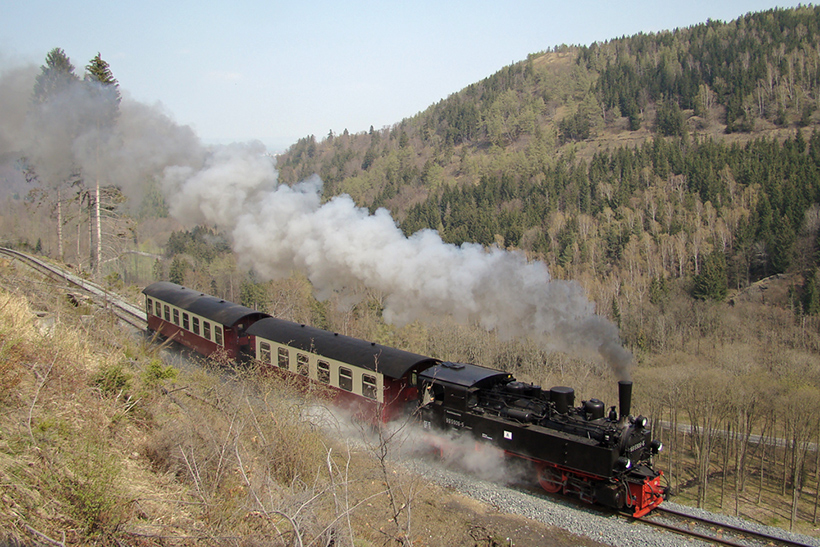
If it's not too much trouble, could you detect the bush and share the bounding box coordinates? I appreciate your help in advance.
[91,362,132,396]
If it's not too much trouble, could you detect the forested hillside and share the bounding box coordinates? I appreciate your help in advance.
[7,4,820,536]
[276,6,820,325]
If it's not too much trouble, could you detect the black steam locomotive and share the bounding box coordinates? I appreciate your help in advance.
[416,361,666,515]
[143,281,667,516]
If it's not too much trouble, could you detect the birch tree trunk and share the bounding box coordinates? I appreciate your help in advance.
[95,176,101,276]
[56,188,63,260]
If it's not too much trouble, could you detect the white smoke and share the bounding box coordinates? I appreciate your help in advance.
[220,175,630,376]
[0,55,631,377]
[309,403,526,486]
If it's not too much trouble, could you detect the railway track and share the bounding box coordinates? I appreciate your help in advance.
[640,505,817,547]
[0,247,146,329]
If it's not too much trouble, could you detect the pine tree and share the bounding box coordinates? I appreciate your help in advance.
[694,250,728,301]
[31,48,81,262]
[803,268,820,315]
[32,48,78,105]
[84,53,121,276]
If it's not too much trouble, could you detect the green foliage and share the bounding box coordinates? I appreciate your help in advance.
[166,226,230,262]
[803,268,820,315]
[240,271,269,310]
[582,6,820,127]
[558,109,591,142]
[138,178,169,219]
[649,275,671,307]
[693,250,728,301]
[84,52,121,127]
[141,359,178,390]
[104,271,123,289]
[59,436,126,533]
[91,362,132,396]
[611,297,622,328]
[32,48,78,105]
[169,256,188,284]
[655,98,685,136]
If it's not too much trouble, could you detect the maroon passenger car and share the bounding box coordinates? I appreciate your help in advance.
[143,282,269,359]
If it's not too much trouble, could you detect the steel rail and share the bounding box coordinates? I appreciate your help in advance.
[0,247,147,329]
[643,506,816,547]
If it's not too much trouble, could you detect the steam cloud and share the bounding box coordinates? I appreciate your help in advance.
[0,58,631,378]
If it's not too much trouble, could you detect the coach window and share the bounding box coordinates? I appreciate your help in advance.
[163,305,170,322]
[146,298,153,315]
[173,309,179,325]
[318,361,330,383]
[214,325,223,346]
[278,347,289,368]
[339,367,353,392]
[260,342,271,364]
[183,313,190,330]
[297,353,309,376]
[362,374,377,400]
[193,317,200,336]
[155,301,161,316]
[203,321,211,341]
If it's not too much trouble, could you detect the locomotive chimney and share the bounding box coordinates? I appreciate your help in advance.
[618,380,632,423]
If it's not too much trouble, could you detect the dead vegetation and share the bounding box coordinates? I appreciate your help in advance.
[0,269,603,547]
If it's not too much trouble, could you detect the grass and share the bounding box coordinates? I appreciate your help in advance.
[0,275,589,547]
[3,258,816,544]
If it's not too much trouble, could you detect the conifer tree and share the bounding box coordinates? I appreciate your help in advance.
[31,48,81,261]
[84,53,121,276]
[694,250,728,301]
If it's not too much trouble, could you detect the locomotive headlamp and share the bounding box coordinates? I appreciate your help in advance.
[650,440,663,454]
[635,415,648,429]
[615,457,632,471]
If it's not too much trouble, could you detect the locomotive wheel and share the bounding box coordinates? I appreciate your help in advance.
[535,463,564,493]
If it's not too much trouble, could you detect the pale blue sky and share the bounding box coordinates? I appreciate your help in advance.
[1,1,807,152]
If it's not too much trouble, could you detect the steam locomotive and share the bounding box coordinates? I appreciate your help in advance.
[142,281,667,516]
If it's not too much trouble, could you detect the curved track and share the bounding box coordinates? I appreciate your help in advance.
[5,248,820,547]
[0,247,146,329]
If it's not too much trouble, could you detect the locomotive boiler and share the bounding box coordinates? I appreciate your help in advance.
[417,362,666,516]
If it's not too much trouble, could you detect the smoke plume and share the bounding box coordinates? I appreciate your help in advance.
[0,57,631,377]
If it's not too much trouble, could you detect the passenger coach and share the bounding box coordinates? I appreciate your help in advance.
[143,282,269,359]
[246,318,438,422]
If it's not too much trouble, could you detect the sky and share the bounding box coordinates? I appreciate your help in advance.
[1,0,809,153]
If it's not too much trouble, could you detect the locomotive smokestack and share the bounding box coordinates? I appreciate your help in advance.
[618,380,632,423]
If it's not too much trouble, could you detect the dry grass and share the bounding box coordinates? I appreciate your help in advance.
[0,274,598,547]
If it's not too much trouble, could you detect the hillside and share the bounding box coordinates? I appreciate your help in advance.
[0,259,612,547]
[4,4,820,537]
[275,6,820,324]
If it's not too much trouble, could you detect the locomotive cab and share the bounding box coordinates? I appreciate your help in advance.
[417,364,666,516]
